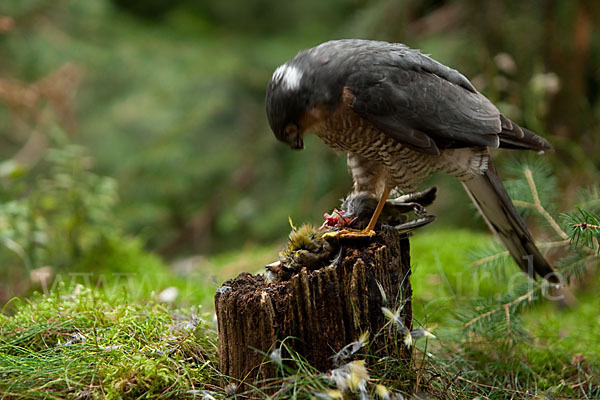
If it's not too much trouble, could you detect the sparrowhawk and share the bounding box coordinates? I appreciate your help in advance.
[265,39,556,282]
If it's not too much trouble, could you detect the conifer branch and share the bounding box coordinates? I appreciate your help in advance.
[462,289,535,329]
[470,250,509,267]
[471,240,569,268]
[464,160,598,341]
[564,208,600,255]
[516,169,569,240]
[572,222,600,230]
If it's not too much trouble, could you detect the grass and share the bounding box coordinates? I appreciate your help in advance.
[408,229,600,399]
[0,229,598,399]
[0,286,219,399]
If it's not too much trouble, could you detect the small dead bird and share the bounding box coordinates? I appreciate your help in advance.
[343,187,437,230]
[266,188,436,282]
[323,187,437,233]
[279,224,334,270]
[266,224,337,281]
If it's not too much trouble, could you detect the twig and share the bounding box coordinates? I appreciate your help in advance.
[538,239,571,248]
[503,304,511,336]
[462,289,536,328]
[471,240,569,268]
[515,168,569,240]
[515,169,599,256]
[455,375,526,395]
[471,250,509,267]
[573,222,600,230]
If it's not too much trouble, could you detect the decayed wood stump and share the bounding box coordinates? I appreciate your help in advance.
[215,226,412,384]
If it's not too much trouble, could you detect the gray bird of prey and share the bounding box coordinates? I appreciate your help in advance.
[265,39,556,282]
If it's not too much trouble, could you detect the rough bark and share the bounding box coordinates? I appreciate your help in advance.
[215,226,412,385]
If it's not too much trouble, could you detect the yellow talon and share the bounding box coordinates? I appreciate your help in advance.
[322,228,376,240]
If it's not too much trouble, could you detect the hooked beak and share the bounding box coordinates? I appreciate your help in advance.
[283,129,304,150]
[292,134,304,150]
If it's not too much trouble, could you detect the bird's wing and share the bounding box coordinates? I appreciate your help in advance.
[345,50,507,155]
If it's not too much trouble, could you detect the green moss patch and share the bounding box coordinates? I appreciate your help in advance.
[0,287,219,399]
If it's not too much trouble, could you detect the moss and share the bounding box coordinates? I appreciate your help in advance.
[0,286,219,399]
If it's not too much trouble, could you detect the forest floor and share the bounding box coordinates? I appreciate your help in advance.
[1,229,598,399]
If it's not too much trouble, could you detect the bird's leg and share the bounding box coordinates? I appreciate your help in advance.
[323,186,391,239]
[364,185,391,232]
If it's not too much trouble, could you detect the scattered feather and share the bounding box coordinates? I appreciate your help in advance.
[375,279,388,305]
[157,286,179,303]
[404,330,412,348]
[269,347,282,367]
[410,328,436,340]
[381,306,406,332]
[59,333,86,347]
[313,389,343,399]
[186,390,217,399]
[327,360,369,393]
[224,383,238,396]
[375,384,391,400]
[333,331,370,364]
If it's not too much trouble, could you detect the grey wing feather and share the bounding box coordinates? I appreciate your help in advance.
[315,40,552,153]
[499,126,553,151]
[346,62,503,154]
[388,47,477,93]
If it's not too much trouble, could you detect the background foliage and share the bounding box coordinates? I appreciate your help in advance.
[1,0,598,260]
[0,0,599,398]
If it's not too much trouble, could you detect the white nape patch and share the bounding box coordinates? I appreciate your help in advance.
[272,64,303,90]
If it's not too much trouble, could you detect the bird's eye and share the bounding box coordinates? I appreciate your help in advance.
[284,123,298,136]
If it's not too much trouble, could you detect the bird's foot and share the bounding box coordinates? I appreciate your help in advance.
[402,201,426,216]
[413,203,426,216]
[322,228,376,240]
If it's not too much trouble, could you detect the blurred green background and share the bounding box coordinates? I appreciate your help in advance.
[0,0,599,302]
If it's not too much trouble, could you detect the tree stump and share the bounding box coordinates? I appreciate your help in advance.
[215,226,412,385]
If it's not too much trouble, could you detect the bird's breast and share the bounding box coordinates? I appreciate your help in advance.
[314,109,435,191]
[313,105,489,192]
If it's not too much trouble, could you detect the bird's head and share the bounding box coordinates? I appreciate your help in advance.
[265,62,311,150]
[266,51,342,150]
